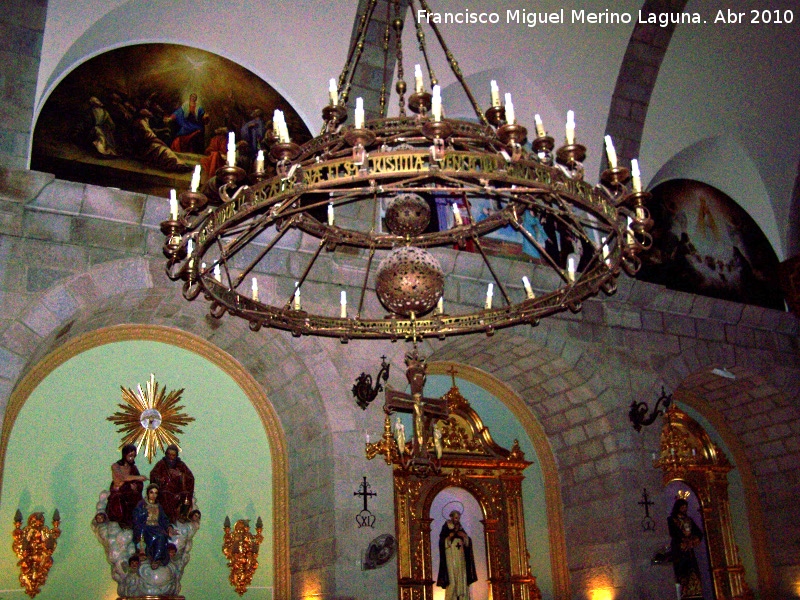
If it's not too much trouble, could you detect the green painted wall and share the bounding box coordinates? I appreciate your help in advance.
[0,340,274,599]
[422,375,554,600]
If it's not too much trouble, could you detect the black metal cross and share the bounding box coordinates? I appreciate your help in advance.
[354,476,377,512]
[638,487,656,531]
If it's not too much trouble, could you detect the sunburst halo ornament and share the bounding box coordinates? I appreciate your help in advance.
[108,373,195,463]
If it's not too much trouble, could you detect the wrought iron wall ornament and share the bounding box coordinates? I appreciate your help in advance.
[12,510,61,598]
[638,488,655,531]
[107,373,195,463]
[362,533,397,570]
[160,0,654,344]
[629,386,672,432]
[222,516,264,596]
[352,356,390,410]
[354,476,377,528]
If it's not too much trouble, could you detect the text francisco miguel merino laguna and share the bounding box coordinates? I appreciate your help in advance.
[417,8,704,27]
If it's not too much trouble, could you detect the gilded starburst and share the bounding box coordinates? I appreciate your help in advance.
[108,373,195,463]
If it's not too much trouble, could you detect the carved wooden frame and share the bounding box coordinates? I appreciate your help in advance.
[390,383,542,600]
[655,404,750,600]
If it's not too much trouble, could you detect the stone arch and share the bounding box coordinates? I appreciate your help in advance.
[602,0,689,172]
[1,323,291,597]
[0,256,342,597]
[668,366,798,599]
[427,360,569,599]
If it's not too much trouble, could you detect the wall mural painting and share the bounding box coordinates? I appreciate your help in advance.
[32,44,311,197]
[638,179,784,310]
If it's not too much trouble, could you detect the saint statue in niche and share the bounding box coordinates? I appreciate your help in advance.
[436,503,478,600]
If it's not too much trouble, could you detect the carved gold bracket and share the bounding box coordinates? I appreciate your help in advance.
[222,516,264,596]
[12,510,61,598]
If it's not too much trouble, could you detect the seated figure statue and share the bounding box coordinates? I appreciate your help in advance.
[133,484,175,569]
[92,446,201,598]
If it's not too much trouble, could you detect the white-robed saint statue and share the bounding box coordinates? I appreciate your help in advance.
[436,508,478,599]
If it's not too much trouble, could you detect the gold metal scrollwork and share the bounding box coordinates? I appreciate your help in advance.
[222,516,264,596]
[12,510,61,598]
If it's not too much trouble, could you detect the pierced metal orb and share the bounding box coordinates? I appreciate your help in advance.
[384,193,431,237]
[376,246,444,317]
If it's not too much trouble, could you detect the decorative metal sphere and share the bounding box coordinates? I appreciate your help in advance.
[384,193,431,236]
[376,246,444,317]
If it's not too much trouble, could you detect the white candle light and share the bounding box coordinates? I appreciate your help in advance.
[293,282,301,310]
[631,158,642,192]
[213,264,221,282]
[187,238,194,255]
[485,283,494,309]
[566,110,575,145]
[190,165,201,193]
[504,93,515,125]
[490,80,500,107]
[414,64,424,93]
[255,150,265,173]
[534,114,546,138]
[431,85,442,122]
[437,296,444,314]
[169,189,178,220]
[251,277,259,301]
[355,97,364,129]
[227,132,236,167]
[451,203,463,226]
[340,290,347,318]
[567,256,576,281]
[604,134,617,168]
[522,276,535,299]
[328,202,334,226]
[329,78,338,106]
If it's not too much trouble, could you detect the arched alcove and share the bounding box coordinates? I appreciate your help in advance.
[0,324,289,599]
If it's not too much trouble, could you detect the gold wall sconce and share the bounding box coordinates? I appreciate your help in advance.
[12,509,61,598]
[222,515,264,596]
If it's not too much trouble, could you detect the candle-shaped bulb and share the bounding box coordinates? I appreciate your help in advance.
[485,283,494,309]
[213,264,221,282]
[255,150,265,173]
[534,114,546,137]
[190,165,201,193]
[355,97,364,129]
[293,282,301,310]
[566,110,575,145]
[272,109,281,136]
[366,433,370,443]
[604,135,617,169]
[327,202,334,226]
[437,296,444,314]
[169,189,178,220]
[251,277,259,301]
[451,203,463,226]
[187,238,194,255]
[431,85,442,122]
[522,276,535,299]
[329,78,338,106]
[567,256,576,281]
[631,158,642,192]
[414,64,423,93]
[490,80,500,107]
[504,93,515,125]
[227,132,236,167]
[340,290,347,318]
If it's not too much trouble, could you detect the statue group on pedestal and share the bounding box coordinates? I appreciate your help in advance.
[92,443,200,599]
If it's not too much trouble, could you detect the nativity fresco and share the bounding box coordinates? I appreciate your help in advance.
[637,179,784,310]
[32,43,311,196]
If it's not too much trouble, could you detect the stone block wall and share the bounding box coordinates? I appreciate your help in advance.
[0,168,798,599]
[0,2,46,169]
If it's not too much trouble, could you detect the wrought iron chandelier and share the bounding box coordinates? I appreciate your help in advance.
[161,0,653,343]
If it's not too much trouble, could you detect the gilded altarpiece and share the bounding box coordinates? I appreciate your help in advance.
[655,405,751,600]
[371,383,541,600]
